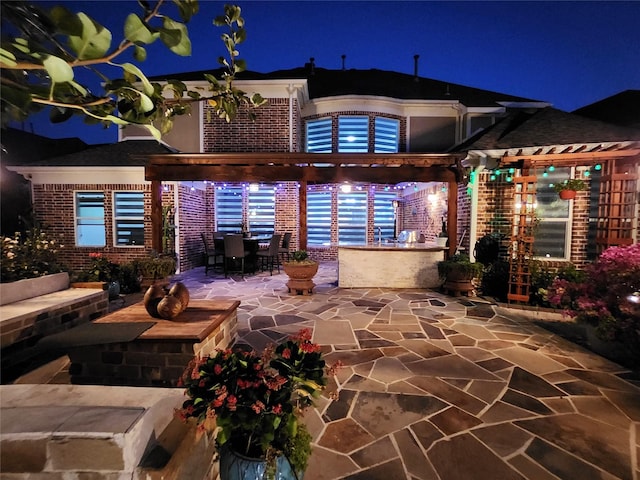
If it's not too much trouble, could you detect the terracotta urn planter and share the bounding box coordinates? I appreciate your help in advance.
[283,261,319,295]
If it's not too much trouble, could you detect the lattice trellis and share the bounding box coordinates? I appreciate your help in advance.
[507,175,537,304]
[595,158,638,253]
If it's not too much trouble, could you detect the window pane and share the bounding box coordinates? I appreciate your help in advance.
[338,116,368,153]
[76,192,105,246]
[338,191,367,245]
[216,185,243,233]
[533,167,570,259]
[306,118,332,153]
[374,118,399,153]
[533,221,568,258]
[114,192,144,246]
[248,185,275,235]
[308,191,331,245]
[373,190,397,240]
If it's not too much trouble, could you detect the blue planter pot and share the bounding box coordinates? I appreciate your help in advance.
[219,447,302,480]
[108,281,120,300]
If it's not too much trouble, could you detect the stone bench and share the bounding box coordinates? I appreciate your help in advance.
[0,273,108,382]
[0,384,218,479]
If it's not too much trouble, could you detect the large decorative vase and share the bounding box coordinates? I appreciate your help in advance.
[558,189,577,200]
[282,262,319,295]
[219,448,302,480]
[436,236,448,248]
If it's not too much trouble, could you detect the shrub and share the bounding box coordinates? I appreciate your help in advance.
[480,259,509,302]
[547,244,640,363]
[1,228,65,282]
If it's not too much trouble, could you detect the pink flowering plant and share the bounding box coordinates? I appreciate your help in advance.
[547,243,640,361]
[176,328,340,476]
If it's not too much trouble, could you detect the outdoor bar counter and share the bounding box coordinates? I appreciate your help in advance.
[338,243,446,288]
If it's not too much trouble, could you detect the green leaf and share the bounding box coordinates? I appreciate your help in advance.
[234,59,247,73]
[133,45,147,62]
[173,0,200,22]
[121,63,154,95]
[43,55,74,83]
[124,14,157,44]
[49,107,73,123]
[137,92,154,113]
[49,6,83,37]
[160,18,191,56]
[0,48,17,67]
[67,12,112,60]
[143,123,162,140]
[69,80,88,96]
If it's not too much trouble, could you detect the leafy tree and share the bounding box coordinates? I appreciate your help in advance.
[0,1,266,139]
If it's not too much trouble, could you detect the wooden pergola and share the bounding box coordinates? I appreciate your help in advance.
[137,152,467,255]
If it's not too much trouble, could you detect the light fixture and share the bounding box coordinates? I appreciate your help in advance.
[249,183,260,192]
[340,184,352,193]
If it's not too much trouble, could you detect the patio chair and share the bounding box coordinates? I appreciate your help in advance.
[201,233,223,274]
[279,232,292,262]
[257,234,282,275]
[224,234,250,277]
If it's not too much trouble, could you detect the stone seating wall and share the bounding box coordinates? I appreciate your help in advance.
[0,273,108,381]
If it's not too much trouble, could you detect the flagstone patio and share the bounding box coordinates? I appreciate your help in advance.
[12,262,640,479]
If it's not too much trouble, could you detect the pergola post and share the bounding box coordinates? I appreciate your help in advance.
[151,180,163,253]
[447,180,458,257]
[299,180,308,251]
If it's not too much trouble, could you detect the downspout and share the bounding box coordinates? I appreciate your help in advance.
[287,84,296,152]
[173,183,180,273]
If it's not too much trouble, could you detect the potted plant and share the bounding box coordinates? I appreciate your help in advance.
[437,253,483,296]
[553,178,587,200]
[135,253,176,288]
[176,328,340,480]
[71,252,121,300]
[282,250,319,295]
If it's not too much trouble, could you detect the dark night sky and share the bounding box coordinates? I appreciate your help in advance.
[13,0,640,144]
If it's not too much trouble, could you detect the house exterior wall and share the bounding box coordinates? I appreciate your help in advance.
[31,183,174,274]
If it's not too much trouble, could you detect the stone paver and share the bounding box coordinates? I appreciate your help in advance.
[14,262,640,480]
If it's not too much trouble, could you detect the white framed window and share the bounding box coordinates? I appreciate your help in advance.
[533,167,572,260]
[215,185,244,233]
[113,191,144,247]
[338,190,367,244]
[248,184,275,236]
[373,190,397,240]
[374,118,399,153]
[307,191,332,245]
[75,191,105,247]
[338,116,368,153]
[306,118,332,153]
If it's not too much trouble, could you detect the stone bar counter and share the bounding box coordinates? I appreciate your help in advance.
[338,243,446,288]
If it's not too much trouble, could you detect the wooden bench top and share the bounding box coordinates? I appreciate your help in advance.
[93,299,240,342]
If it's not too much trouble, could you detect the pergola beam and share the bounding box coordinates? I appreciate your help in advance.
[140,152,466,254]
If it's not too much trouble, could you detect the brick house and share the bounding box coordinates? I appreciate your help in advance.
[5,65,639,299]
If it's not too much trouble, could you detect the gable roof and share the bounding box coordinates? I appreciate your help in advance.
[150,65,542,107]
[4,139,178,167]
[454,107,640,152]
[573,90,640,129]
[1,128,87,165]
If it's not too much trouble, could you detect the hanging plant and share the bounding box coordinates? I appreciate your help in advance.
[553,178,587,200]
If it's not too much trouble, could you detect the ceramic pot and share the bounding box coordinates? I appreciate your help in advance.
[219,447,302,480]
[108,281,120,300]
[282,261,319,295]
[558,189,577,200]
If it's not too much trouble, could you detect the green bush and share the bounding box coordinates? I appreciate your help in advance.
[480,260,509,302]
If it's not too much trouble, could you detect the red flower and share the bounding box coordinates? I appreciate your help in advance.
[214,364,222,375]
[272,404,282,414]
[227,395,237,411]
[282,348,291,359]
[251,401,265,414]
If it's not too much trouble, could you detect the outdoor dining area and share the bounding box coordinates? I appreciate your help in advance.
[201,232,292,277]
